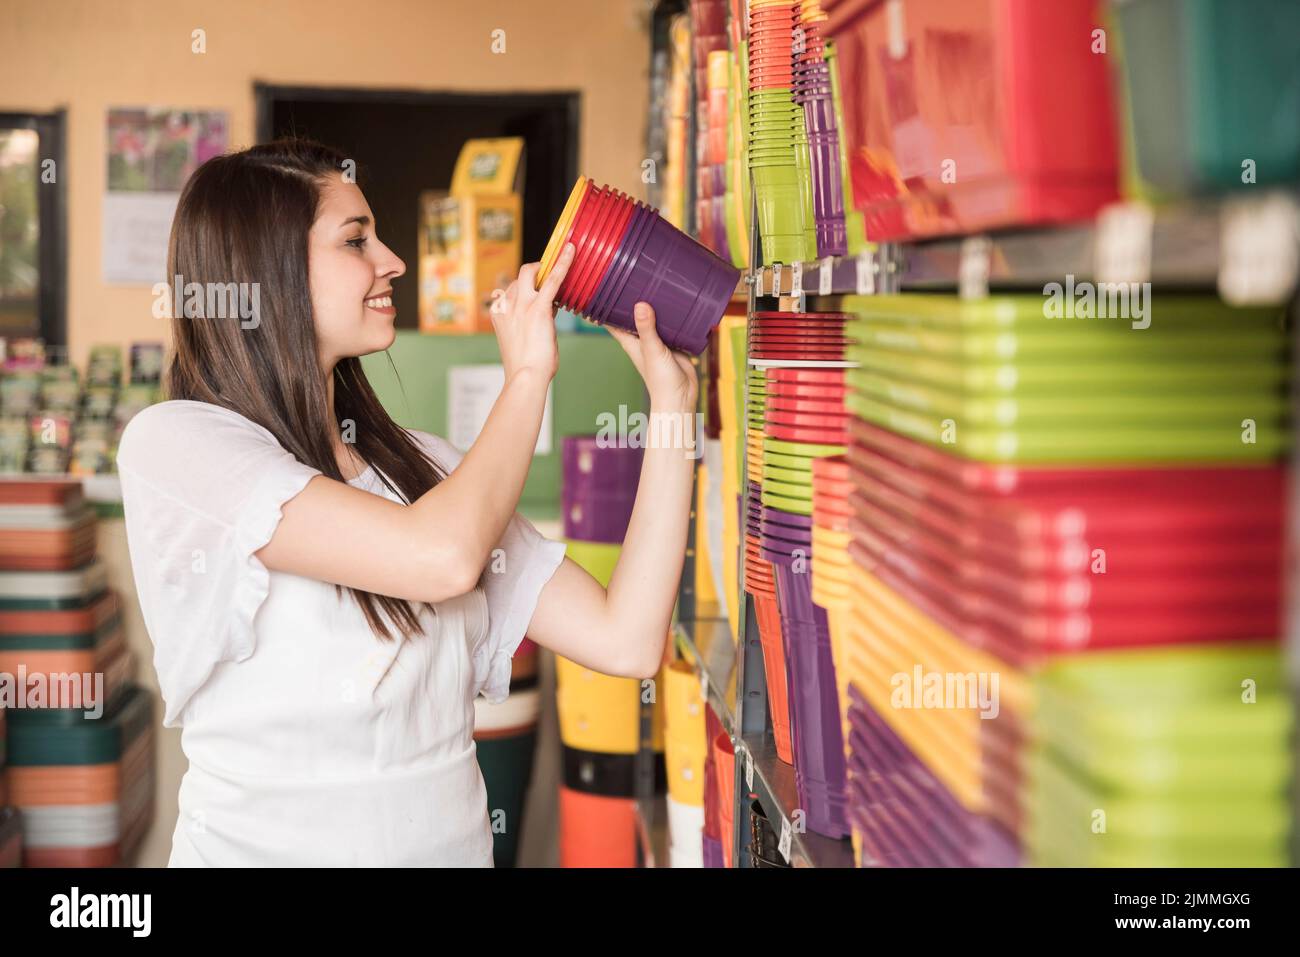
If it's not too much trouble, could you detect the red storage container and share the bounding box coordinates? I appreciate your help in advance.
[826,0,1120,240]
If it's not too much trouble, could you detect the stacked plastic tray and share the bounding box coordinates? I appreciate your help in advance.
[0,480,157,866]
[829,293,1292,867]
[825,0,1120,240]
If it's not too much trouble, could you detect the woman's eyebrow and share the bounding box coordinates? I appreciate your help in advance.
[340,215,371,229]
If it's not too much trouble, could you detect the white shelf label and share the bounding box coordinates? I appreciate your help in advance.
[790,261,803,298]
[778,815,793,860]
[855,250,874,294]
[1095,201,1154,286]
[1219,194,1300,305]
[959,236,992,300]
[700,669,709,703]
[819,257,834,295]
[772,262,783,296]
[744,748,754,791]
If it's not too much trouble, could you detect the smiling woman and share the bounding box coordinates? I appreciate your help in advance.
[114,136,697,867]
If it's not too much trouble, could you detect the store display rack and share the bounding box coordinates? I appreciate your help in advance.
[640,2,1300,869]
[745,192,1300,304]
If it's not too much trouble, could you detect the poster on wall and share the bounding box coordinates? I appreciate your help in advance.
[448,364,553,456]
[102,108,228,285]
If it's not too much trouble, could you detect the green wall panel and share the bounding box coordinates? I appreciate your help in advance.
[361,331,648,518]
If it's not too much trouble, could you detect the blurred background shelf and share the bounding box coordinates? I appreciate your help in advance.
[745,193,1300,304]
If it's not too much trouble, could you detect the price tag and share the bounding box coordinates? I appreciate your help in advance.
[700,670,709,703]
[744,747,754,791]
[772,262,783,296]
[778,815,793,860]
[959,236,992,300]
[1095,201,1154,286]
[819,257,834,295]
[1219,194,1300,305]
[790,261,803,298]
[855,250,874,294]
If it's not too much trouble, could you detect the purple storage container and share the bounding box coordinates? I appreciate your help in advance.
[772,564,848,839]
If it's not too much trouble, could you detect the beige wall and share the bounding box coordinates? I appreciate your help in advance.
[0,0,652,368]
[1,0,651,866]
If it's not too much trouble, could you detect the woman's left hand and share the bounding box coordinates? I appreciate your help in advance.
[606,302,699,411]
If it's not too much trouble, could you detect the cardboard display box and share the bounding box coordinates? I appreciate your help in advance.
[418,138,525,333]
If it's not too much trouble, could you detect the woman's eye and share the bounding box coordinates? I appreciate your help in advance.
[346,236,368,250]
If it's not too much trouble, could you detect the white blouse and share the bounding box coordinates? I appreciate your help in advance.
[116,400,566,866]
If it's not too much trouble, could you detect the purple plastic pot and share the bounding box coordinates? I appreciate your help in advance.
[761,505,814,528]
[590,203,657,325]
[607,211,741,355]
[562,436,645,486]
[702,834,725,868]
[562,494,636,544]
[761,522,812,548]
[802,97,837,133]
[806,134,847,257]
[777,588,848,839]
[773,559,818,624]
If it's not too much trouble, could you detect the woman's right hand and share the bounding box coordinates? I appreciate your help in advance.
[491,243,575,383]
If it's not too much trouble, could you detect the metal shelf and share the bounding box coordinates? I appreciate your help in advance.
[673,618,738,736]
[634,794,670,868]
[738,734,855,869]
[744,192,1300,304]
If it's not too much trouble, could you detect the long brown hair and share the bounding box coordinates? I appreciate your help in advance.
[166,138,447,641]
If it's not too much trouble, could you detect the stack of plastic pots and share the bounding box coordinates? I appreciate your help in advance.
[701,704,727,866]
[473,636,542,868]
[824,39,868,254]
[809,456,853,762]
[756,363,851,840]
[748,0,816,263]
[691,0,730,255]
[561,436,643,544]
[700,49,733,261]
[664,659,707,867]
[723,47,751,270]
[743,366,793,766]
[793,0,847,255]
[538,176,740,355]
[557,452,668,867]
[712,730,737,867]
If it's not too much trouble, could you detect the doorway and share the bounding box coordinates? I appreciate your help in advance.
[255,85,580,328]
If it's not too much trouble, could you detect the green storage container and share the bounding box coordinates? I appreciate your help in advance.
[1114,0,1300,196]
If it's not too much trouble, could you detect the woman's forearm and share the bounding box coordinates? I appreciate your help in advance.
[605,401,698,674]
[412,368,550,569]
